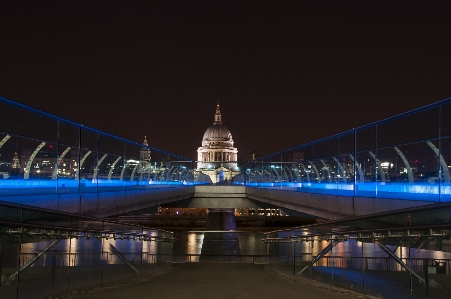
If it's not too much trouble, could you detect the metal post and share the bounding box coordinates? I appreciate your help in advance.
[293,242,296,275]
[77,127,81,194]
[439,104,442,202]
[409,242,412,295]
[51,249,56,286]
[100,239,103,285]
[309,239,313,278]
[67,238,71,289]
[309,260,312,278]
[16,238,21,298]
[140,229,143,273]
[331,240,334,284]
[354,129,357,196]
[424,258,429,295]
[0,246,3,288]
[362,241,365,294]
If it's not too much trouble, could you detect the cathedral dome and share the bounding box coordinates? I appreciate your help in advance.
[203,125,233,141]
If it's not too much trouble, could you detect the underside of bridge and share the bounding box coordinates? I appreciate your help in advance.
[100,185,436,220]
[74,184,442,238]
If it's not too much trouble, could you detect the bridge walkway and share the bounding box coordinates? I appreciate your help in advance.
[68,263,369,299]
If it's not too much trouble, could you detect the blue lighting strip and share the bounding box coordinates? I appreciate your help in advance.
[245,96,451,202]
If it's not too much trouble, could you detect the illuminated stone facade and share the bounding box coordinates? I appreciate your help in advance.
[197,103,239,183]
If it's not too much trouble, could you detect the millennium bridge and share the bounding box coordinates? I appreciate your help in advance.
[0,96,450,298]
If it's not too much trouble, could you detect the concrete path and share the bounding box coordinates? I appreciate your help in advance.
[68,263,370,299]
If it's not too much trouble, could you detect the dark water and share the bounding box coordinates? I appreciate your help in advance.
[21,231,450,263]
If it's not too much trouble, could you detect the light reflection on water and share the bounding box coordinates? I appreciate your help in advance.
[21,237,154,254]
[172,231,266,255]
[20,230,162,266]
[187,232,203,255]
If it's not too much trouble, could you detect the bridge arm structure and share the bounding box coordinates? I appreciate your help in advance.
[0,186,195,218]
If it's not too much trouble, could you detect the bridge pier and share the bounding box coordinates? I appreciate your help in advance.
[201,208,240,255]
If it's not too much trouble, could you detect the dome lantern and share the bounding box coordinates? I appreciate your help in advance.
[214,102,222,125]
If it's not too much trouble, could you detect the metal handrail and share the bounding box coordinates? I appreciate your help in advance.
[262,223,451,243]
[0,96,192,160]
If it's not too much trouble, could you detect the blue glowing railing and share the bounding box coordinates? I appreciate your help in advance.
[245,97,451,202]
[0,96,211,198]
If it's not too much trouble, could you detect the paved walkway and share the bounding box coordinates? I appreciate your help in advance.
[68,263,370,299]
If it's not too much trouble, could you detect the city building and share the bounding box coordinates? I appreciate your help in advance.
[11,151,20,169]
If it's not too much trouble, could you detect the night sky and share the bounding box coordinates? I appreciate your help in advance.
[1,0,451,160]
